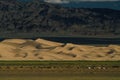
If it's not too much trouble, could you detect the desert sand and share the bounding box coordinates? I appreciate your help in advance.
[0,38,120,61]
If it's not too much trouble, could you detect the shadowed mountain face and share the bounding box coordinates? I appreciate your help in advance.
[0,0,120,38]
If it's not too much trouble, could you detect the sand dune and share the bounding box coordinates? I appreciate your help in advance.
[0,38,120,61]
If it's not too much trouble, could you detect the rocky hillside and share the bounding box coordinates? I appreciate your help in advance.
[0,0,120,37]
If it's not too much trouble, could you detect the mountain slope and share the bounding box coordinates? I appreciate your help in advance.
[0,0,120,38]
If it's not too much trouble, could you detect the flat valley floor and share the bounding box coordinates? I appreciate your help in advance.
[0,72,120,80]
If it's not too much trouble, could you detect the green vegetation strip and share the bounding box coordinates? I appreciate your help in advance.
[0,61,120,67]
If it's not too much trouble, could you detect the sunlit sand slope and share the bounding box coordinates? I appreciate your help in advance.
[0,38,120,61]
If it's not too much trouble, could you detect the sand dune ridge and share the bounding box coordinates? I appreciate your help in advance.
[0,38,120,61]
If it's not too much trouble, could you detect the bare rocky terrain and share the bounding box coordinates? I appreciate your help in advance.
[0,38,120,61]
[0,0,120,38]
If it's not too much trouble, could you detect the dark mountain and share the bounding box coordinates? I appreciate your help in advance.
[0,0,120,38]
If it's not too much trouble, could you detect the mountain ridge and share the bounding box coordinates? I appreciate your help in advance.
[0,0,120,38]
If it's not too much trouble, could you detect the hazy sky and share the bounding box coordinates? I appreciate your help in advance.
[43,0,120,10]
[71,0,120,1]
[44,0,120,3]
[44,0,120,2]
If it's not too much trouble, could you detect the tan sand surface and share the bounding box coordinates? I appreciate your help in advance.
[0,38,120,61]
